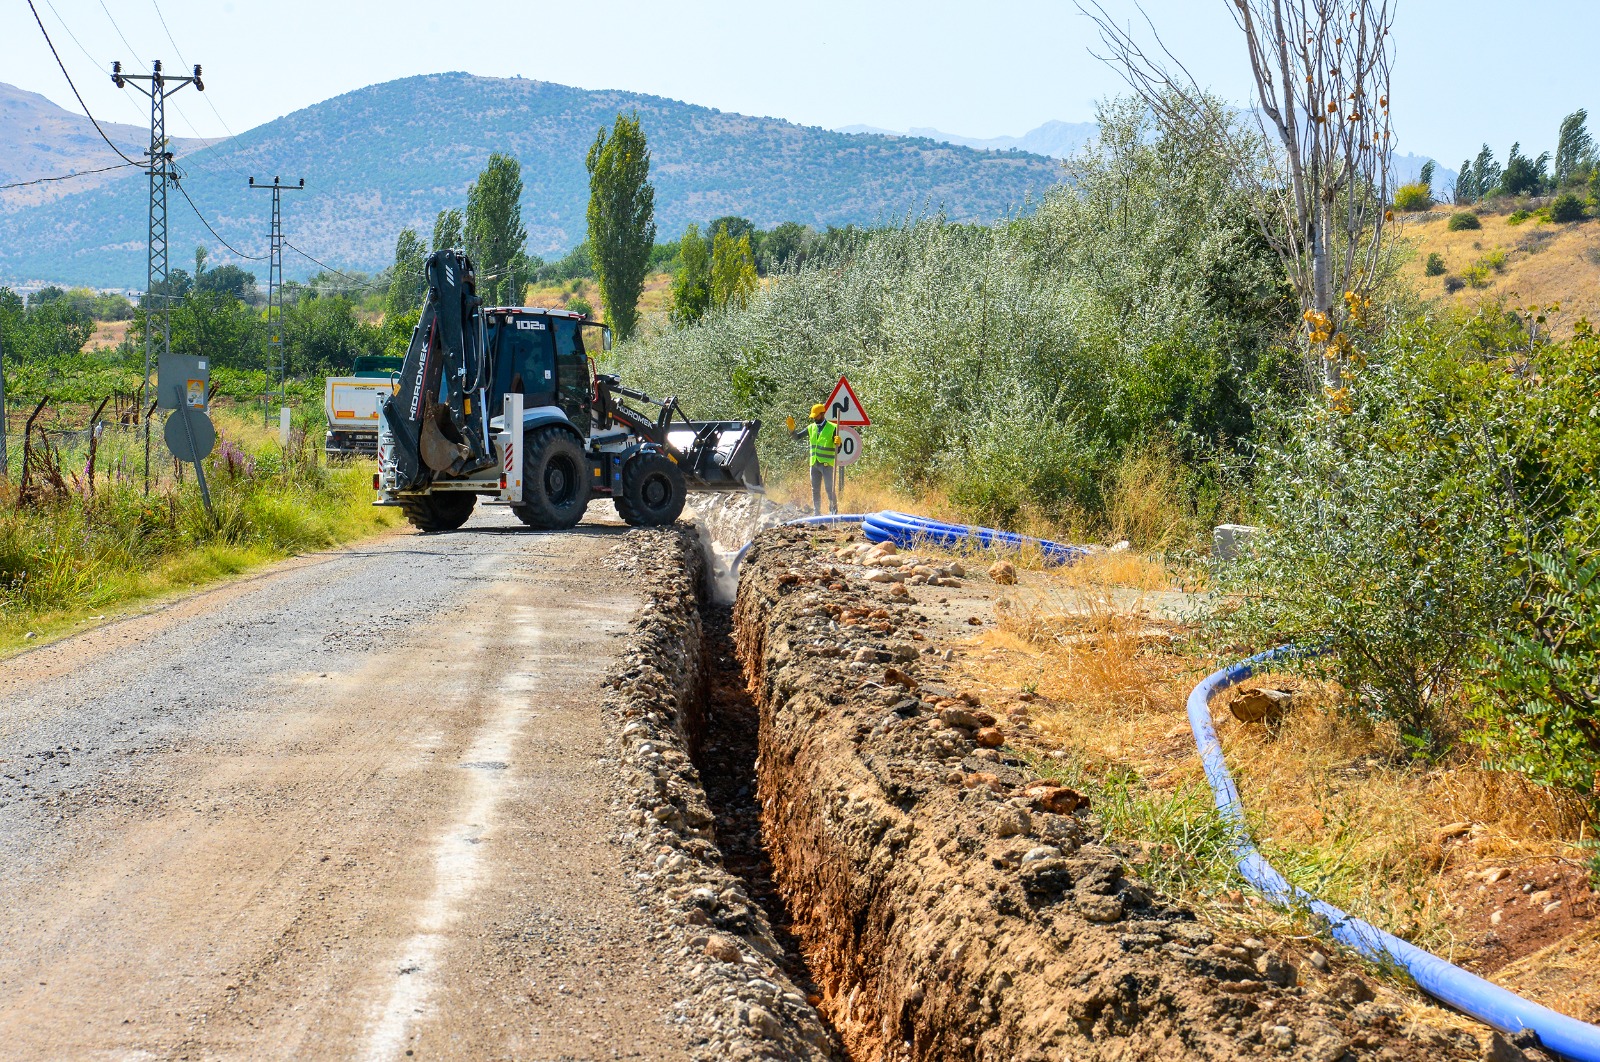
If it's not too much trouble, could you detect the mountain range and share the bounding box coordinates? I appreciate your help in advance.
[845,118,1457,194]
[0,82,220,208]
[0,74,1064,289]
[836,120,1099,160]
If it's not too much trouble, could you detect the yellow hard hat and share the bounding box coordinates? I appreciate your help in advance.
[810,403,827,418]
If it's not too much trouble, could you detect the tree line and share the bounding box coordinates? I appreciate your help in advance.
[1443,108,1598,212]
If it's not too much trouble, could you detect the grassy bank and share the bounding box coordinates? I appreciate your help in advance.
[0,411,400,655]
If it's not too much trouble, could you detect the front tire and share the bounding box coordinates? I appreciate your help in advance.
[513,426,591,530]
[400,492,476,532]
[615,452,686,527]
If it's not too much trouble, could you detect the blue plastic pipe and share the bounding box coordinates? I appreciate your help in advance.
[862,510,1087,565]
[1189,650,1600,1062]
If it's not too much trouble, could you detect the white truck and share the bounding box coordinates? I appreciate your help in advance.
[324,356,403,460]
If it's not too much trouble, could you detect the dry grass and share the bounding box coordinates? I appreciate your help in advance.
[523,272,673,323]
[81,319,130,351]
[1399,209,1600,334]
[952,560,1590,959]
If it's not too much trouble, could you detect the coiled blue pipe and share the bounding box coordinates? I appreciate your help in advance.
[1190,650,1600,1061]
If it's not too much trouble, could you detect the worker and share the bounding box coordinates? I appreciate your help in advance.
[792,403,838,515]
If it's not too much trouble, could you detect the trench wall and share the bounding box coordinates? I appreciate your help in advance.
[734,527,1491,1062]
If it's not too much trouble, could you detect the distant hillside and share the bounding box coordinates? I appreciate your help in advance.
[0,73,1063,288]
[0,82,220,209]
[838,120,1098,160]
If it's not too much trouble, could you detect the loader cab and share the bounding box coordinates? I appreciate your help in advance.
[486,310,610,426]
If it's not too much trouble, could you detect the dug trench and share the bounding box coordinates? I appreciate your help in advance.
[709,525,1564,1062]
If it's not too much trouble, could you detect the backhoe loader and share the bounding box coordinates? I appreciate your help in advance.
[375,249,761,532]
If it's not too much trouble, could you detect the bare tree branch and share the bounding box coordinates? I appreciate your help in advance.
[1080,0,1396,389]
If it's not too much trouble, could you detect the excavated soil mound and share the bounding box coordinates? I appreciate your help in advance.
[734,528,1532,1062]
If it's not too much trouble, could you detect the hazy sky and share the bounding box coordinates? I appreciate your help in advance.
[5,0,1593,166]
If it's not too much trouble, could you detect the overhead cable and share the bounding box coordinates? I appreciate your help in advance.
[1,160,141,190]
[173,178,266,260]
[25,0,140,166]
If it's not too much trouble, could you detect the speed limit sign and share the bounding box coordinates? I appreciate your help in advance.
[835,426,863,467]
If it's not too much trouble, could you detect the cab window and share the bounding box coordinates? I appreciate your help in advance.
[492,317,555,404]
[552,317,591,423]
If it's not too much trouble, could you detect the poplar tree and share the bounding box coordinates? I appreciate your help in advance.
[709,223,758,312]
[466,153,529,306]
[670,223,710,325]
[432,208,463,253]
[1473,144,1502,199]
[1554,109,1593,187]
[386,228,428,317]
[586,112,656,340]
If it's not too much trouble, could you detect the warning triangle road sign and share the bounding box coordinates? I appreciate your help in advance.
[826,376,870,426]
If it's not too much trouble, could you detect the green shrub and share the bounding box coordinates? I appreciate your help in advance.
[1507,210,1531,225]
[1480,248,1508,273]
[1476,550,1600,801]
[1424,252,1446,276]
[566,295,594,316]
[1463,263,1491,288]
[1393,183,1433,212]
[1470,324,1600,805]
[1214,317,1529,746]
[618,96,1294,531]
[1447,212,1482,231]
[1551,193,1588,223]
[1443,275,1466,293]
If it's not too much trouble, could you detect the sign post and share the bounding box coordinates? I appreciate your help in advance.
[158,354,216,523]
[825,377,869,503]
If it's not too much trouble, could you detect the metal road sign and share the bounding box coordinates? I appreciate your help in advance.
[164,404,216,462]
[826,376,869,426]
[835,426,863,467]
[157,353,209,411]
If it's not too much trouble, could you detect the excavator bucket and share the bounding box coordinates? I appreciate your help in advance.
[670,420,763,492]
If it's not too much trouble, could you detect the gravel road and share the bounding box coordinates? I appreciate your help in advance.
[0,505,696,1060]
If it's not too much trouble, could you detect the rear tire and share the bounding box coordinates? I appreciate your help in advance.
[615,452,687,527]
[399,492,476,532]
[513,426,591,530]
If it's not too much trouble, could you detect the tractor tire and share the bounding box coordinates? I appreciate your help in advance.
[399,492,476,532]
[615,452,687,527]
[512,426,591,530]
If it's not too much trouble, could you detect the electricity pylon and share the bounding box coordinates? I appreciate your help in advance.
[249,176,303,424]
[113,58,203,493]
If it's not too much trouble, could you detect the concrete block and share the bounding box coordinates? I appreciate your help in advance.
[1213,524,1258,560]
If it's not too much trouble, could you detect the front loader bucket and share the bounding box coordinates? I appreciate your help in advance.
[674,420,763,492]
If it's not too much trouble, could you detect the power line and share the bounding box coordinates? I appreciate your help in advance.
[1,160,141,190]
[149,0,246,153]
[284,240,371,286]
[174,178,266,260]
[96,0,142,61]
[25,0,139,166]
[39,0,147,123]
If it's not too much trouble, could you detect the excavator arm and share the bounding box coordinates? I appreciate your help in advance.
[381,249,493,490]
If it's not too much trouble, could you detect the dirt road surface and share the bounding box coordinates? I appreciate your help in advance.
[0,507,695,1060]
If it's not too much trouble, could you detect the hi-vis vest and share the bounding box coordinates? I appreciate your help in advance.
[808,421,838,466]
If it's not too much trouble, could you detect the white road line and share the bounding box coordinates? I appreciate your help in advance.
[360,606,543,1062]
